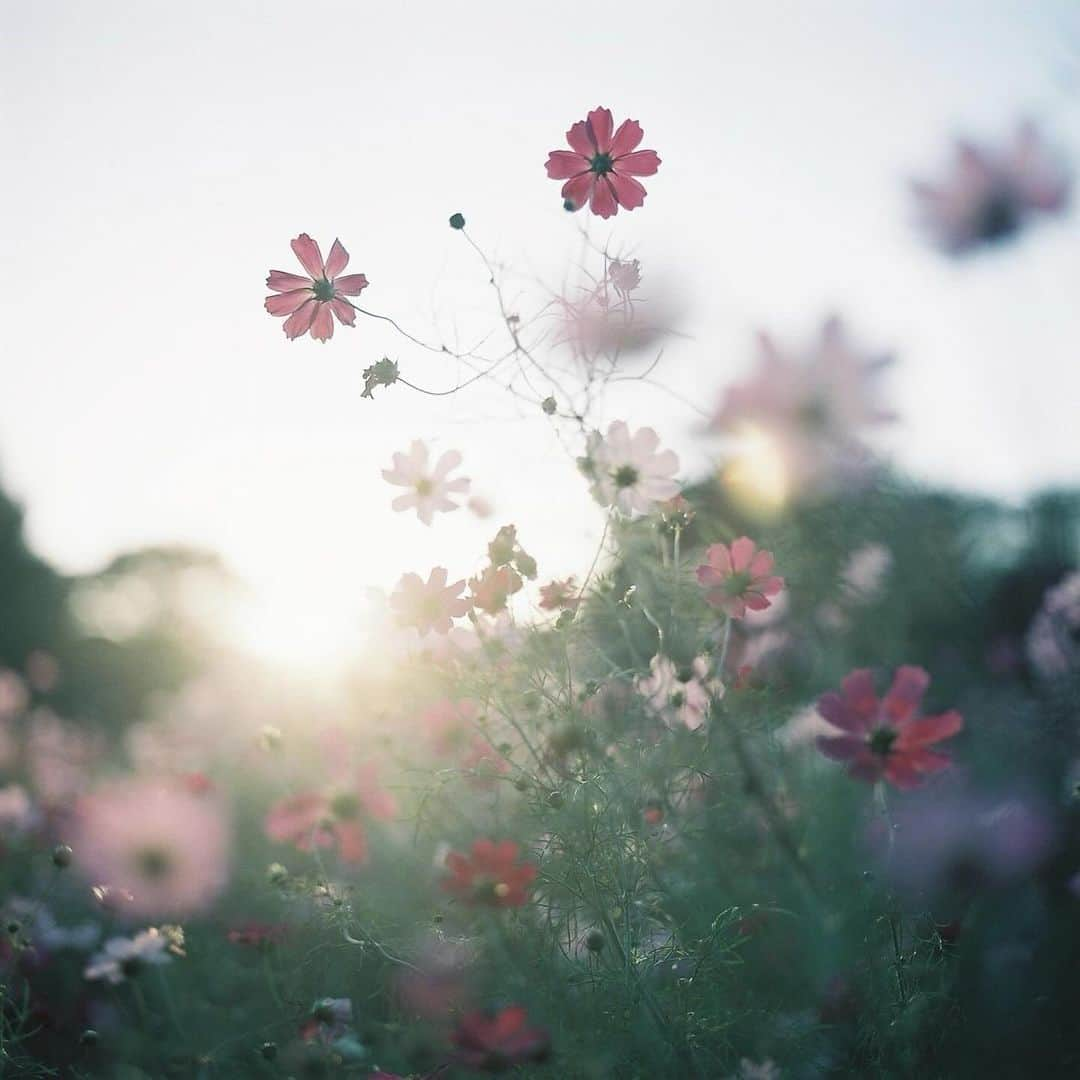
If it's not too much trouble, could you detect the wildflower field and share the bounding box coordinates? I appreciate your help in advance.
[4,8,1080,1079]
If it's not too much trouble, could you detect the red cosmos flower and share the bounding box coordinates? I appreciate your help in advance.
[264,234,369,342]
[442,839,537,908]
[264,763,396,864]
[697,537,784,618]
[545,107,661,218]
[451,1006,551,1071]
[815,666,963,789]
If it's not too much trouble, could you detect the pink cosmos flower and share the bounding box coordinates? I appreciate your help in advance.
[423,698,480,757]
[538,577,580,612]
[382,441,470,526]
[546,107,661,218]
[912,122,1070,254]
[815,666,964,789]
[635,655,720,732]
[452,1005,551,1070]
[697,538,784,619]
[708,317,894,498]
[390,568,471,636]
[264,758,396,865]
[442,839,537,908]
[264,234,369,342]
[71,777,230,917]
[468,565,523,615]
[585,421,680,515]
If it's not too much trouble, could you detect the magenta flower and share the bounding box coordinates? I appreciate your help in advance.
[451,1005,550,1070]
[697,538,784,618]
[264,234,369,342]
[390,568,471,636]
[815,666,964,789]
[546,107,661,218]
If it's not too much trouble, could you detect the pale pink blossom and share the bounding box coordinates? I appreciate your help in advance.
[468,565,523,615]
[0,784,38,836]
[709,318,894,497]
[0,670,28,721]
[382,441,470,526]
[586,421,680,515]
[390,568,471,636]
[636,655,721,732]
[25,709,102,808]
[71,777,230,917]
[546,107,661,218]
[697,538,784,619]
[264,234,369,342]
[1027,571,1080,678]
[84,928,171,983]
[912,122,1070,254]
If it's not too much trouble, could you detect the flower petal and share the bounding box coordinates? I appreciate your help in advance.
[309,302,334,342]
[330,296,356,326]
[324,239,349,279]
[614,150,661,176]
[561,172,595,211]
[730,537,757,572]
[881,665,930,723]
[586,107,614,154]
[609,118,644,158]
[266,270,313,293]
[265,289,312,317]
[546,150,589,179]
[282,298,318,339]
[898,709,963,748]
[566,119,594,157]
[290,234,325,279]
[608,171,647,211]
[816,733,865,761]
[333,273,368,296]
[589,175,619,218]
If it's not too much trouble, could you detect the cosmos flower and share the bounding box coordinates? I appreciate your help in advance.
[442,839,537,908]
[0,784,38,838]
[608,257,642,294]
[84,928,172,983]
[1026,571,1080,679]
[451,1005,551,1070]
[264,234,369,341]
[697,538,784,619]
[382,441,470,526]
[815,667,963,789]
[538,577,580,612]
[264,760,396,865]
[546,106,661,218]
[390,568,471,636]
[636,655,721,732]
[71,777,230,917]
[911,122,1070,254]
[468,565,523,615]
[708,318,894,499]
[585,421,680,515]
[422,698,480,756]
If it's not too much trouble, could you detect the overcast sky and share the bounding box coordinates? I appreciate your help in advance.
[3,0,1079,665]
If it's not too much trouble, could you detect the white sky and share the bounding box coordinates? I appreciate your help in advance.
[3,0,1080,665]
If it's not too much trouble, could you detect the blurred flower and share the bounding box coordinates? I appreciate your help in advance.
[545,106,661,217]
[461,736,510,787]
[300,997,353,1044]
[815,667,963,789]
[911,122,1069,254]
[25,651,60,693]
[265,761,395,865]
[382,441,470,526]
[26,709,102,807]
[396,932,476,1018]
[881,785,1056,900]
[442,839,537,908]
[0,670,27,721]
[5,898,99,952]
[539,577,580,612]
[423,698,480,756]
[636,655,720,732]
[468,495,495,518]
[608,257,642,294]
[264,234,369,341]
[390,568,471,636]
[451,1005,550,1070]
[84,928,171,983]
[1026,571,1080,679]
[585,421,680,515]
[468,565,523,615]
[729,1061,782,1080]
[72,777,230,917]
[709,318,894,498]
[697,538,784,619]
[841,542,892,600]
[0,784,38,837]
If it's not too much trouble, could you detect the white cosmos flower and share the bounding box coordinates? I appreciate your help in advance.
[588,421,680,515]
[84,928,171,983]
[382,440,470,526]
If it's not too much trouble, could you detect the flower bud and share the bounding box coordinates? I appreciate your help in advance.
[449,212,466,230]
[52,843,73,868]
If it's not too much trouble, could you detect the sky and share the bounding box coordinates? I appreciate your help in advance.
[3,0,1079,669]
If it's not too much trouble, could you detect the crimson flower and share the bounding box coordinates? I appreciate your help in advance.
[264,234,369,341]
[451,1006,550,1071]
[442,839,537,908]
[546,107,661,218]
[815,666,963,789]
[697,537,784,618]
